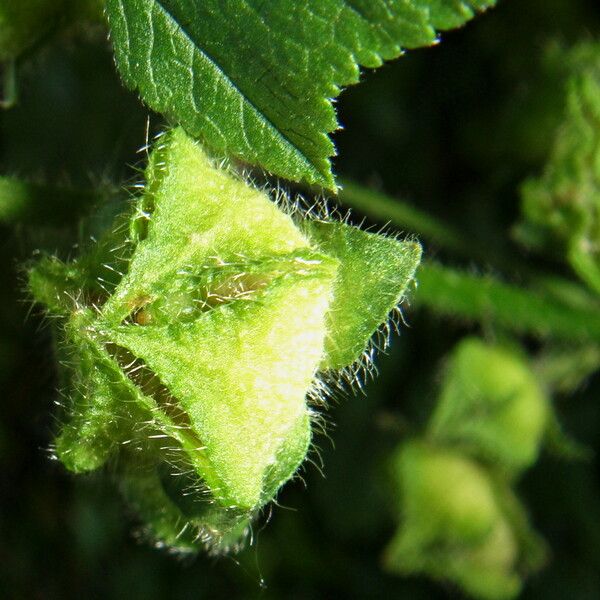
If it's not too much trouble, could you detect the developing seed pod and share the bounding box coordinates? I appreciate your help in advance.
[429,338,549,475]
[29,127,421,553]
[384,442,527,600]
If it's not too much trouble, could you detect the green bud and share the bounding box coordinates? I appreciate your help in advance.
[429,338,549,474]
[384,442,522,600]
[30,128,420,552]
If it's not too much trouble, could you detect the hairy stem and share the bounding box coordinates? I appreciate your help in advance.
[415,262,600,344]
[339,180,600,314]
[338,179,470,256]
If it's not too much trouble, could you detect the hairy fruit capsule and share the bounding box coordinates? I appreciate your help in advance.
[29,128,421,553]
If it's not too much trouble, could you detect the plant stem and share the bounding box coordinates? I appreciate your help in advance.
[0,60,17,109]
[534,345,600,393]
[338,179,600,313]
[338,179,471,257]
[415,262,600,344]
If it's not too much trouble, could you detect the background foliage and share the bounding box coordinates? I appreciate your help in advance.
[2,0,600,598]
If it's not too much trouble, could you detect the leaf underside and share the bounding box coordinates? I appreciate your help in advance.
[106,0,496,188]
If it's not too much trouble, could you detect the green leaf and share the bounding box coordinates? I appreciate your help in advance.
[105,0,496,188]
[425,0,496,29]
[304,220,421,370]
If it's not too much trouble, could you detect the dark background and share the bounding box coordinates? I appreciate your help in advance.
[2,1,600,598]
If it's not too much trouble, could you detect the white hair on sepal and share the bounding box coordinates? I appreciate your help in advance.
[132,518,198,559]
[315,322,400,401]
[282,190,351,227]
[115,434,243,556]
[309,405,335,443]
[306,372,334,407]
[45,443,59,462]
[302,438,327,480]
[25,300,61,332]
[324,244,418,392]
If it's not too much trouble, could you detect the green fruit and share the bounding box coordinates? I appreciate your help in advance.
[30,128,421,552]
[430,338,549,474]
[385,442,521,600]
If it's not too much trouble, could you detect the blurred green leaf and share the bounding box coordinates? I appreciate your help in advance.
[517,41,600,294]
